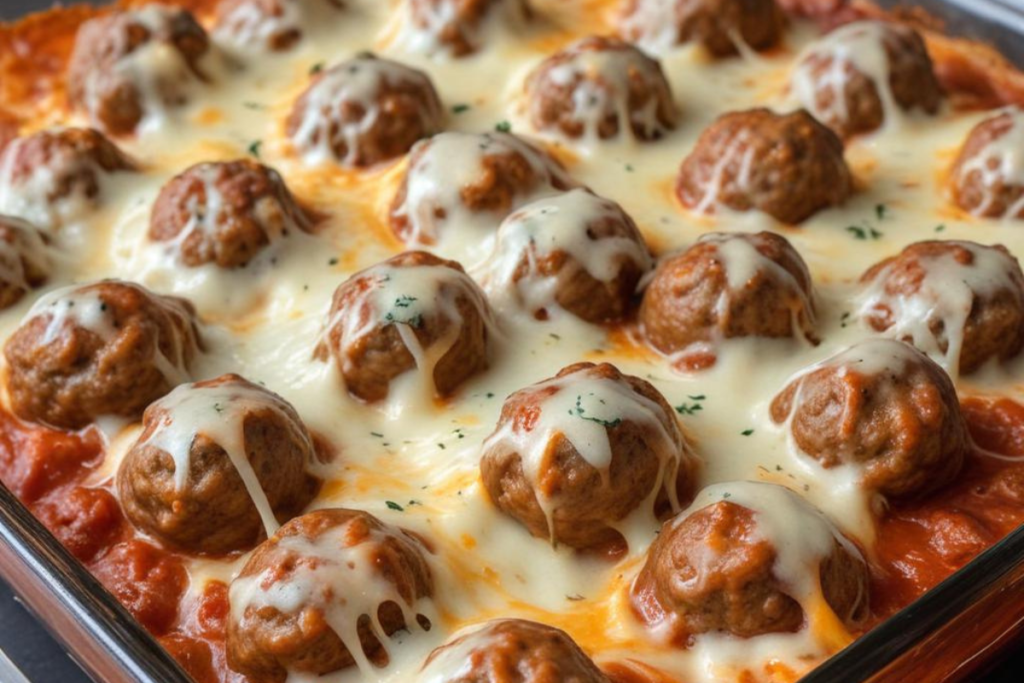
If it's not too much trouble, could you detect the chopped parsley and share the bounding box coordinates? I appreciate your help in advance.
[676,394,706,416]
[309,62,324,75]
[452,104,471,114]
[494,120,512,133]
[569,394,622,428]
[722,492,732,499]
[385,501,404,512]
[549,333,561,341]
[213,402,224,414]
[935,224,946,233]
[566,594,586,602]
[840,311,851,328]
[437,442,446,450]
[328,257,339,266]
[393,295,418,308]
[846,225,883,240]
[384,311,424,328]
[875,203,889,220]
[370,431,384,438]
[741,428,754,436]
[243,101,266,110]
[485,392,495,399]
[625,164,635,172]
[247,140,263,159]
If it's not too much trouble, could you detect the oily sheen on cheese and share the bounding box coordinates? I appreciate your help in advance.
[1,1,1024,682]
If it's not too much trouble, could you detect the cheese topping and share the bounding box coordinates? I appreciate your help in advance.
[956,108,1024,218]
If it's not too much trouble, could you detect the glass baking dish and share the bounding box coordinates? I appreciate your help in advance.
[1,0,1023,681]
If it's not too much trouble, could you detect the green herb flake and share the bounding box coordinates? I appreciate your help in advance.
[675,402,703,416]
[875,203,888,220]
[243,101,266,111]
[741,428,754,436]
[213,402,224,414]
[840,311,851,328]
[688,394,706,401]
[722,492,732,499]
[385,501,404,511]
[247,140,263,159]
[935,224,946,233]
[437,443,446,450]
[485,392,495,399]
[309,62,324,75]
[452,104,471,114]
[394,295,418,308]
[370,431,384,438]
[570,395,622,428]
[328,257,339,266]
[494,120,512,133]
[566,594,585,602]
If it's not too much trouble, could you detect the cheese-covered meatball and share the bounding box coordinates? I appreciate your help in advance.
[286,54,443,167]
[791,21,942,138]
[390,132,574,249]
[481,189,652,323]
[525,36,676,142]
[0,216,49,310]
[149,159,312,269]
[676,108,852,224]
[4,281,202,430]
[632,482,869,640]
[619,0,785,57]
[315,251,492,403]
[67,6,212,136]
[227,508,433,682]
[0,128,134,231]
[118,374,320,555]
[481,362,695,553]
[770,339,968,499]
[859,240,1024,376]
[640,232,817,369]
[420,619,609,683]
[950,108,1024,219]
[402,0,530,57]
[214,0,344,52]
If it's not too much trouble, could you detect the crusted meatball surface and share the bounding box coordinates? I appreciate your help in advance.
[481,362,695,553]
[315,250,492,402]
[286,54,443,167]
[619,0,785,57]
[149,159,311,269]
[640,231,817,369]
[526,36,676,141]
[632,483,869,640]
[227,508,433,682]
[482,189,652,323]
[770,339,968,499]
[118,374,320,555]
[950,109,1024,219]
[4,280,202,430]
[676,108,852,224]
[858,240,1024,375]
[67,6,212,135]
[420,619,609,682]
[0,216,49,310]
[792,21,942,138]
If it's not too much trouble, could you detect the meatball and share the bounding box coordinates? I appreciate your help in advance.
[403,0,530,57]
[525,36,677,142]
[315,251,492,403]
[481,189,652,323]
[676,108,852,224]
[118,374,320,555]
[226,508,433,682]
[149,159,311,269]
[632,482,869,640]
[0,216,49,310]
[640,231,817,369]
[214,0,344,52]
[67,6,212,136]
[420,619,609,682]
[619,0,785,58]
[791,21,942,138]
[770,339,968,499]
[859,240,1024,376]
[950,108,1024,219]
[4,280,202,430]
[390,132,574,248]
[286,54,443,167]
[0,128,134,231]
[481,362,695,553]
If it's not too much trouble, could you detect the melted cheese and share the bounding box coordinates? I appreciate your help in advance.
[955,107,1024,218]
[213,0,342,53]
[390,0,529,57]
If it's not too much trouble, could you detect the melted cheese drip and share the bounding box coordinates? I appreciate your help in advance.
[229,517,435,675]
[956,107,1024,219]
[617,0,683,56]
[0,218,49,292]
[140,379,304,536]
[686,129,755,215]
[481,365,688,545]
[857,241,1022,377]
[790,21,901,132]
[481,188,652,317]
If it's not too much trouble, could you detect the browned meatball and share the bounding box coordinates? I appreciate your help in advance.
[950,109,1024,219]
[482,189,652,323]
[227,508,433,682]
[286,54,443,168]
[0,128,134,231]
[390,132,574,247]
[4,280,202,430]
[525,36,676,141]
[770,339,968,499]
[404,0,530,57]
[149,159,311,269]
[481,362,695,553]
[632,483,869,640]
[619,0,785,58]
[118,374,320,555]
[640,232,817,370]
[677,109,852,224]
[67,6,212,136]
[0,216,49,310]
[792,21,942,138]
[315,251,492,402]
[859,240,1024,375]
[420,619,609,682]
[214,0,344,52]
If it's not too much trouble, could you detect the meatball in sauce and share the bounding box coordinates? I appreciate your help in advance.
[950,108,1024,219]
[0,216,50,310]
[399,0,531,57]
[619,0,785,57]
[214,0,345,53]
